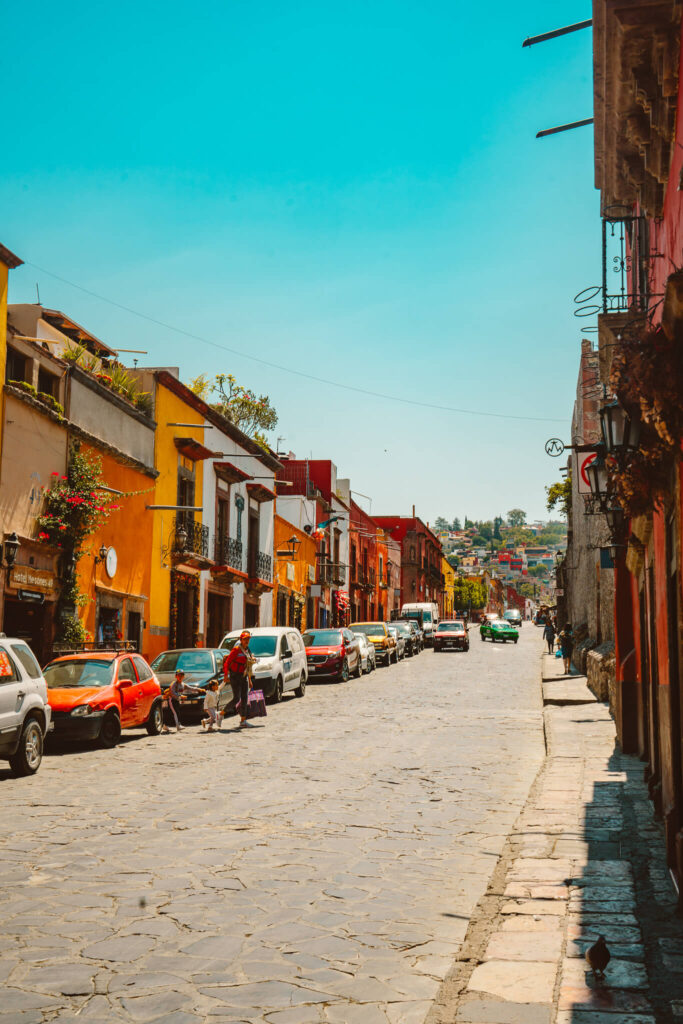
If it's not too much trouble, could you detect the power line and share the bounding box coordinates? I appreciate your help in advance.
[23,260,565,424]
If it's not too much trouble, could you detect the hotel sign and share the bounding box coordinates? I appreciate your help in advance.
[10,566,55,593]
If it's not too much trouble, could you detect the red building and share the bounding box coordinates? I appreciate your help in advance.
[275,459,349,628]
[589,0,683,893]
[373,514,444,610]
[349,499,378,622]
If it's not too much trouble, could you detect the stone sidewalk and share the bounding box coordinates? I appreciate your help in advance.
[426,654,683,1024]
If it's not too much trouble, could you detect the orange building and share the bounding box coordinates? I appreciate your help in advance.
[76,444,155,657]
[272,513,317,630]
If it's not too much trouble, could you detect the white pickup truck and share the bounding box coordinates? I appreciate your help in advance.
[0,635,51,776]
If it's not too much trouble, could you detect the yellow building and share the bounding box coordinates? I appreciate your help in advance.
[133,370,207,661]
[0,244,23,461]
[442,556,456,618]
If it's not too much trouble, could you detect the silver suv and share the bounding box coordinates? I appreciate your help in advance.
[0,635,51,776]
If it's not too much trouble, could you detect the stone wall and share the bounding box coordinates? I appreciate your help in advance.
[585,642,616,706]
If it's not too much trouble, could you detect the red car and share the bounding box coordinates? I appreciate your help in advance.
[44,649,163,748]
[433,620,470,652]
[302,628,362,682]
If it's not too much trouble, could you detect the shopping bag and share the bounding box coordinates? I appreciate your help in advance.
[555,649,562,658]
[237,689,267,719]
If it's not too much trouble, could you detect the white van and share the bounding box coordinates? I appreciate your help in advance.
[400,603,439,646]
[220,627,308,703]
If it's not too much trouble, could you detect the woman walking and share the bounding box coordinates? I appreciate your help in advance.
[543,619,556,655]
[224,631,256,729]
[558,623,574,676]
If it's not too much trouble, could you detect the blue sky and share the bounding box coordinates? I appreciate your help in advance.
[2,0,597,524]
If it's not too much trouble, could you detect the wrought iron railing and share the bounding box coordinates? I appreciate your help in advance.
[248,550,272,582]
[602,206,651,314]
[331,563,346,585]
[214,535,242,571]
[173,516,209,557]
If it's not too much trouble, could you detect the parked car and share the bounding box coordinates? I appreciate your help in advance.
[349,622,397,666]
[480,619,519,644]
[387,625,406,660]
[405,620,424,651]
[44,649,163,747]
[0,635,51,776]
[354,632,376,673]
[504,609,523,629]
[221,627,307,701]
[433,620,470,652]
[150,648,230,719]
[302,628,362,682]
[391,620,416,656]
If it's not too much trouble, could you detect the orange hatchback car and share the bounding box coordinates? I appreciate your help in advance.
[44,650,163,748]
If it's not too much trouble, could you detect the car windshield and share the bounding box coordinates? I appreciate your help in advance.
[504,612,520,620]
[152,650,215,674]
[394,624,411,635]
[492,621,510,629]
[222,635,278,657]
[352,623,385,636]
[302,630,342,646]
[438,622,464,633]
[44,659,115,689]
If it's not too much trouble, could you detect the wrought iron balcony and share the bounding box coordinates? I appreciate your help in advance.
[248,550,272,583]
[601,207,651,314]
[173,516,209,558]
[331,563,346,585]
[214,535,243,572]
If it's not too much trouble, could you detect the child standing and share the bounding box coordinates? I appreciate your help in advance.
[201,680,222,732]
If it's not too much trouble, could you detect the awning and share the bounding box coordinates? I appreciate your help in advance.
[247,482,275,503]
[174,437,217,461]
[214,461,253,484]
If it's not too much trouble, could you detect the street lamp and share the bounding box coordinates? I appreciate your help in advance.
[600,400,642,454]
[586,451,609,498]
[94,544,108,565]
[175,523,188,552]
[3,532,20,569]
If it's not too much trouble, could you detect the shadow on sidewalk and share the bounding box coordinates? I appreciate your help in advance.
[562,739,683,1024]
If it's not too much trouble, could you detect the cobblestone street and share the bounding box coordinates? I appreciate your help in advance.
[0,627,545,1024]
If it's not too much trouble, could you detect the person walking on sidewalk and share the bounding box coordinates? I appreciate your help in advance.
[543,619,556,654]
[558,623,574,675]
[224,631,256,729]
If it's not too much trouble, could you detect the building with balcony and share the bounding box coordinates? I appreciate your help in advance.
[3,301,157,660]
[373,513,444,610]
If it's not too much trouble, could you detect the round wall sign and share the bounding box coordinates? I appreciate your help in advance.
[105,547,118,579]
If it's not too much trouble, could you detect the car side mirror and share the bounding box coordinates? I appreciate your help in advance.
[284,648,292,658]
[118,679,133,689]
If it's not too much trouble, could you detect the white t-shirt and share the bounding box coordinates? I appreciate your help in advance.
[204,689,219,710]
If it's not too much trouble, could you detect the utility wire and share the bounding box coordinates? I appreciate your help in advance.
[24,260,565,424]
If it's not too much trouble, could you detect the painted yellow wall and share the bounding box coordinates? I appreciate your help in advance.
[0,261,9,463]
[442,556,456,618]
[147,382,205,660]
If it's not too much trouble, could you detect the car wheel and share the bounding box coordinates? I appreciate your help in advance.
[480,634,485,641]
[271,675,284,703]
[295,673,306,697]
[356,656,363,678]
[514,639,518,644]
[9,717,43,776]
[100,711,121,749]
[338,660,349,683]
[146,700,164,736]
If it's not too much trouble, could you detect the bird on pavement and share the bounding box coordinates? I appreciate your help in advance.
[586,935,610,978]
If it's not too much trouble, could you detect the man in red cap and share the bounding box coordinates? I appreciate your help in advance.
[224,631,255,728]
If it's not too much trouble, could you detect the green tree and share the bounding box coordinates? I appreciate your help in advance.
[528,564,547,578]
[518,582,535,599]
[507,508,527,527]
[451,517,462,531]
[434,516,449,531]
[189,372,278,447]
[493,516,503,540]
[546,473,572,518]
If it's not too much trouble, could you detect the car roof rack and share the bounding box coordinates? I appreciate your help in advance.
[52,640,138,656]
